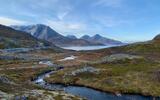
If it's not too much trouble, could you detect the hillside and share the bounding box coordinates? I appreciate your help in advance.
[0,24,54,49]
[44,34,160,97]
[81,34,123,45]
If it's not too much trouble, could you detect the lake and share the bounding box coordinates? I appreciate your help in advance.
[61,45,122,51]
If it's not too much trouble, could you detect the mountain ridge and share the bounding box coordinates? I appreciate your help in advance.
[0,24,56,49]
[80,34,124,45]
[11,24,103,47]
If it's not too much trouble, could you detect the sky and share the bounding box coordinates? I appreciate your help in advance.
[0,0,160,42]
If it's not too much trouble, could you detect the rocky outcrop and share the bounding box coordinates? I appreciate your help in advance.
[67,66,99,76]
[102,54,142,62]
[0,75,14,84]
[93,53,143,64]
[0,90,84,100]
[153,70,160,82]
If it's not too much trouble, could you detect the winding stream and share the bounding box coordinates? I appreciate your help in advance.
[33,70,159,100]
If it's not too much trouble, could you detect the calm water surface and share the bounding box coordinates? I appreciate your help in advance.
[34,71,159,100]
[61,45,120,51]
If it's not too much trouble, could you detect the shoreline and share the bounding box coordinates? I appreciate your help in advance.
[32,69,160,98]
[46,81,160,98]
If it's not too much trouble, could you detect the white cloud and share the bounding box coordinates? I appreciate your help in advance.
[57,11,69,20]
[44,19,86,34]
[93,0,123,8]
[91,14,129,28]
[0,16,26,26]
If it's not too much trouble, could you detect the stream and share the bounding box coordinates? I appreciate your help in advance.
[33,70,160,100]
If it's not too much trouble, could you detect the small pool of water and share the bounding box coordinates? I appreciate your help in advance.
[33,71,159,100]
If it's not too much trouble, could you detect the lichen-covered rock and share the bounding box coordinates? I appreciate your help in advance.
[93,53,142,64]
[153,70,160,82]
[0,75,14,84]
[15,90,84,100]
[68,66,99,76]
[0,91,14,100]
[0,89,85,100]
[39,60,54,66]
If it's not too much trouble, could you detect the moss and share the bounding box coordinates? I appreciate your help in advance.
[46,60,160,96]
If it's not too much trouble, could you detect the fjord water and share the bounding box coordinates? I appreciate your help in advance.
[61,45,119,51]
[34,71,159,100]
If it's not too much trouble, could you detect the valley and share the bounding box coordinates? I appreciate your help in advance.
[1,0,160,99]
[0,39,160,99]
[0,24,160,100]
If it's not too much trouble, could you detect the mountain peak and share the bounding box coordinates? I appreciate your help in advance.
[153,34,160,41]
[92,34,102,40]
[66,35,77,39]
[0,24,54,48]
[36,24,49,28]
[94,34,101,37]
[81,35,90,39]
[11,24,102,46]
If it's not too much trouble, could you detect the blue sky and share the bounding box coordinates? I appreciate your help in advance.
[0,0,160,42]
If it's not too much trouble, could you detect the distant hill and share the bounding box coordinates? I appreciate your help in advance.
[96,33,160,56]
[66,35,77,39]
[11,24,103,47]
[153,34,160,41]
[0,24,56,49]
[81,34,124,45]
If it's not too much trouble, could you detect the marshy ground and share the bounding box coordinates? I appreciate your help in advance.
[0,40,160,99]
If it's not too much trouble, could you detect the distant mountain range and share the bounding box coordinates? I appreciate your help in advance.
[11,24,124,47]
[11,24,103,47]
[80,34,123,45]
[66,35,77,39]
[0,24,55,49]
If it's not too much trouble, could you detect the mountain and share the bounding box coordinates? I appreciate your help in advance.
[153,34,160,41]
[0,24,56,49]
[81,35,91,40]
[80,34,123,45]
[11,24,103,47]
[66,35,77,39]
[97,33,160,55]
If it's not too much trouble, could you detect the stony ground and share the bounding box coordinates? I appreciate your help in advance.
[1,41,160,99]
[0,49,86,100]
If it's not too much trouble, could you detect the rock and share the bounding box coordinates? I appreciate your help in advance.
[0,75,14,84]
[58,55,77,61]
[20,90,84,100]
[0,55,18,60]
[68,66,99,76]
[39,60,54,66]
[99,53,142,63]
[153,70,160,82]
[0,91,14,99]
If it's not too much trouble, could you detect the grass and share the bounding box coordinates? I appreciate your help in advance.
[46,59,160,96]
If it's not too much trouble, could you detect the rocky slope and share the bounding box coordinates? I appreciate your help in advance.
[0,24,57,49]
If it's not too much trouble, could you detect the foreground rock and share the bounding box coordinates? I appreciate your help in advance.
[0,75,15,84]
[67,66,99,76]
[0,90,85,100]
[93,53,143,64]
